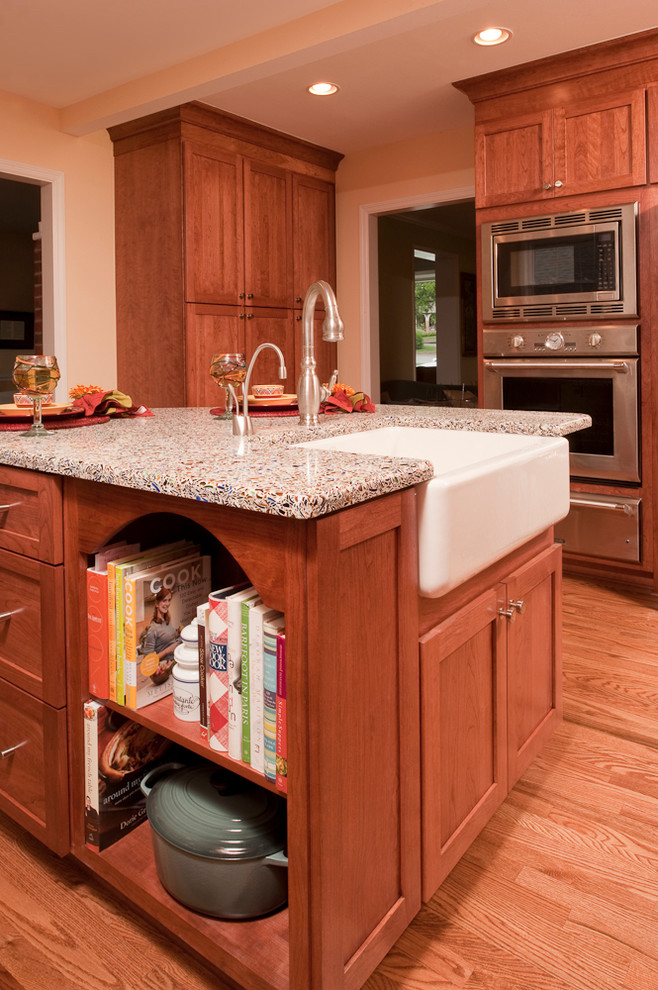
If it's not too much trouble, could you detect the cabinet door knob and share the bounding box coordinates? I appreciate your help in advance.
[246,313,254,320]
[295,315,302,321]
[247,293,254,300]
[239,292,245,299]
[499,605,516,622]
[239,313,246,319]
[543,183,552,190]
[510,599,526,615]
[554,180,564,188]
[295,296,303,303]
[1,740,27,759]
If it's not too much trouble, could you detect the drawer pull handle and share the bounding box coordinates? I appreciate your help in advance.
[1,741,27,759]
[0,502,21,511]
[0,609,23,623]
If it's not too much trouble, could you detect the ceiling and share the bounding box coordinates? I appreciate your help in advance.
[2,0,658,154]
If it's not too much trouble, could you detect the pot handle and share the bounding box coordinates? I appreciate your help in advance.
[140,761,186,798]
[265,849,288,869]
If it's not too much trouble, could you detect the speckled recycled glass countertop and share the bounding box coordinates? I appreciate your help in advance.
[0,405,591,519]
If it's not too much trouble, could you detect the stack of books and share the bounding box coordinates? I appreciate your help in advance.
[87,550,288,792]
[86,540,211,710]
[196,584,287,792]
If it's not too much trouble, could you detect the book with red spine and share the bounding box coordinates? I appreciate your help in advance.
[86,542,139,699]
[275,629,287,793]
[87,568,110,698]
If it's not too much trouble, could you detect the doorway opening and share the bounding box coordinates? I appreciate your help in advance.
[374,196,477,407]
[0,160,66,401]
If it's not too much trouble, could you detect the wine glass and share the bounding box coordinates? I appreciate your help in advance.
[12,355,61,438]
[209,353,247,420]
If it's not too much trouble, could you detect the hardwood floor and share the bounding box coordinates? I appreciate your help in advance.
[1,574,657,989]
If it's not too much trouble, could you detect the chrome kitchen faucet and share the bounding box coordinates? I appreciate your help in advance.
[232,342,287,436]
[297,280,344,427]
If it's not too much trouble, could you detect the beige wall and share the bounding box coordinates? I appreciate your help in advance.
[0,90,116,394]
[335,124,475,394]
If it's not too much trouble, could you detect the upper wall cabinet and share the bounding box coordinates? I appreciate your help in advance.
[109,103,342,408]
[475,89,646,209]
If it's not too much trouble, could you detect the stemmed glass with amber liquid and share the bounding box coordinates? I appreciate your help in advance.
[209,353,247,420]
[12,355,61,437]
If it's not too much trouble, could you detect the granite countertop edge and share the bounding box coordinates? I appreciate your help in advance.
[0,405,591,520]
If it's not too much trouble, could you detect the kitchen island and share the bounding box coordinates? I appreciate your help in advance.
[0,405,588,990]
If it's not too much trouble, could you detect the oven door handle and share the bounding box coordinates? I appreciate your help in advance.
[484,360,630,373]
[570,497,634,514]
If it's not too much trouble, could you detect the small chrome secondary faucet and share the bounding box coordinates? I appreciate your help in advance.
[232,342,287,436]
[297,280,344,427]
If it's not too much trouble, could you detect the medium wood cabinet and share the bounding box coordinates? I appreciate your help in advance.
[109,103,342,408]
[420,540,562,899]
[475,89,646,208]
[62,478,420,990]
[0,465,69,855]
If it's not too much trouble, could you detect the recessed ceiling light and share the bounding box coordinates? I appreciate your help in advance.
[473,27,511,46]
[307,82,340,96]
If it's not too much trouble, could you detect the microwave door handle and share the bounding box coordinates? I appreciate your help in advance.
[484,360,630,373]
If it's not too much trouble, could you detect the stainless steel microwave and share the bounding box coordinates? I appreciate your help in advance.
[481,202,637,322]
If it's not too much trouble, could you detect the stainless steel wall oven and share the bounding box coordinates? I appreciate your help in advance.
[483,324,641,562]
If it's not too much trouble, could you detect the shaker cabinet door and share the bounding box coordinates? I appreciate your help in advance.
[184,143,244,305]
[245,308,296,394]
[554,89,646,196]
[475,109,554,208]
[420,585,508,899]
[185,304,246,407]
[506,543,562,787]
[243,160,292,309]
[292,174,336,307]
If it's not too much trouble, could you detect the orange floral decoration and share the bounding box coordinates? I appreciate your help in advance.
[68,384,106,399]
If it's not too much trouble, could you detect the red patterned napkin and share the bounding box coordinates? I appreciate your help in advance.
[72,390,152,418]
[323,389,376,414]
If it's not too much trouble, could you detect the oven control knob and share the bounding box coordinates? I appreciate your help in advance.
[511,335,525,349]
[588,332,603,348]
[544,332,565,351]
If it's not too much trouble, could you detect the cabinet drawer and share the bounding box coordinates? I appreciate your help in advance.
[0,677,69,856]
[0,465,63,563]
[0,547,66,705]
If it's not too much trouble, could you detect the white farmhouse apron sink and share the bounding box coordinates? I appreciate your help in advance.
[299,426,570,597]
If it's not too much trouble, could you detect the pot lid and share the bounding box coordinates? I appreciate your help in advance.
[145,764,286,859]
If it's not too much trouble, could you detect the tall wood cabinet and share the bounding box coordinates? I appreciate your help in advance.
[109,103,343,407]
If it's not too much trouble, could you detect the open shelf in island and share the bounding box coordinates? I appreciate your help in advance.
[75,817,289,990]
[102,696,283,796]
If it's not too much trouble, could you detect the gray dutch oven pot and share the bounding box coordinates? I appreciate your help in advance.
[141,762,288,919]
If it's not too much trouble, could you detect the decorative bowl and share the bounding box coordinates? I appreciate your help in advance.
[14,392,54,407]
[252,384,284,398]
